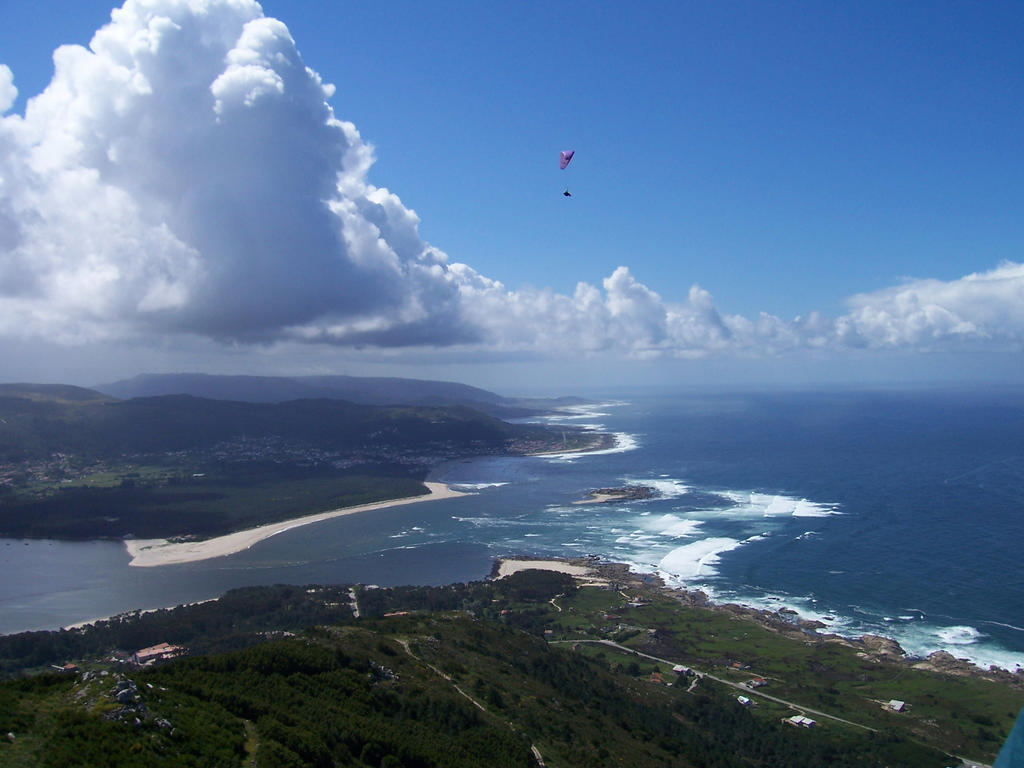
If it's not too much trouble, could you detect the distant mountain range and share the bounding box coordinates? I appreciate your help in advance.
[96,373,586,417]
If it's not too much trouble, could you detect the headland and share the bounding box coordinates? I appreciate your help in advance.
[493,555,1024,687]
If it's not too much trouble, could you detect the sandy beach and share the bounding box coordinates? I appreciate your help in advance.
[495,558,596,578]
[495,557,609,586]
[125,482,466,568]
[572,491,621,505]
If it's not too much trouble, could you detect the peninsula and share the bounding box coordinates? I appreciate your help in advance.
[0,380,606,542]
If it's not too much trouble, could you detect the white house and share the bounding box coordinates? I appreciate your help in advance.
[785,715,817,728]
[132,642,184,665]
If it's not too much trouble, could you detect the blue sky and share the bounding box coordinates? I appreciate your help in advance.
[1,1,1023,392]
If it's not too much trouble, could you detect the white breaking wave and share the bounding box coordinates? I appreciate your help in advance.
[720,491,839,518]
[543,432,639,462]
[937,625,984,645]
[646,514,704,538]
[897,624,1024,672]
[792,499,839,517]
[451,516,526,528]
[628,477,691,499]
[658,537,745,580]
[550,402,626,420]
[450,482,508,491]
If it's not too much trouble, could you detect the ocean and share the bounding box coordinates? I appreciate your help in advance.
[1,388,1022,674]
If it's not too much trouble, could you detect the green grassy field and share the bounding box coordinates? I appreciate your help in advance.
[543,583,1024,760]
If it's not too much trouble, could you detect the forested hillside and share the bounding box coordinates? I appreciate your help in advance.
[96,373,588,418]
[2,571,1020,766]
[0,385,553,463]
[0,385,598,540]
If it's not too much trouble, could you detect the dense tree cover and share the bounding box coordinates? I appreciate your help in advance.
[97,372,572,417]
[0,585,356,678]
[0,573,576,679]
[0,467,427,539]
[0,612,952,767]
[148,636,535,768]
[2,574,1011,766]
[0,388,553,464]
[0,385,579,540]
[357,571,576,619]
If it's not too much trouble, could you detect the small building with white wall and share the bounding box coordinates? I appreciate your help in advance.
[785,715,817,728]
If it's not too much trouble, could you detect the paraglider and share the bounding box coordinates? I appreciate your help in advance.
[560,150,574,196]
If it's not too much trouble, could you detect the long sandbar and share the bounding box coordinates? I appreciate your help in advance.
[125,482,465,568]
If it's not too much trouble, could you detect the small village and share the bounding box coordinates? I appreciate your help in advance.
[0,426,594,499]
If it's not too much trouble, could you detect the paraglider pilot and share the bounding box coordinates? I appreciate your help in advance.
[560,150,574,197]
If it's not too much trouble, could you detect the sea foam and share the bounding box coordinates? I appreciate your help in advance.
[451,482,509,491]
[647,514,704,538]
[543,432,639,461]
[629,477,691,499]
[720,491,839,518]
[896,624,1024,672]
[658,537,745,580]
[937,625,984,645]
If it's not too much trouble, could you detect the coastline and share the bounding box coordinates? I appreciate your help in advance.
[495,557,604,580]
[493,556,1024,686]
[124,482,466,568]
[61,598,221,632]
[572,485,656,505]
[525,430,618,457]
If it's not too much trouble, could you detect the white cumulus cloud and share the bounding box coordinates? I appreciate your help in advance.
[0,0,467,346]
[0,65,16,113]
[842,261,1024,348]
[1,0,1022,369]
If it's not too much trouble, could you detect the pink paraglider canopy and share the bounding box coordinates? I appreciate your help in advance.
[559,150,575,169]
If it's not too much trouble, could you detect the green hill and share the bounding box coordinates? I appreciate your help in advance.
[0,387,544,462]
[3,571,1018,767]
[0,386,592,540]
[95,373,588,418]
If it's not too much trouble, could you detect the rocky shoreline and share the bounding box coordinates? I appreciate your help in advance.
[574,485,656,505]
[515,555,1024,689]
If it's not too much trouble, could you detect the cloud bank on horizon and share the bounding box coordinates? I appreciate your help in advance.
[1,0,1022,367]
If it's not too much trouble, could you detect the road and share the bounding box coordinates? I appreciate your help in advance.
[553,638,878,733]
[396,638,547,767]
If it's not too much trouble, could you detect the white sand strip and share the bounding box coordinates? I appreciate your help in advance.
[61,598,220,631]
[495,558,601,580]
[572,492,620,505]
[125,482,465,568]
